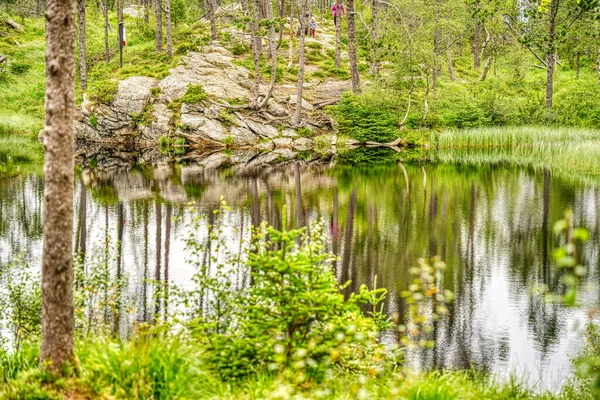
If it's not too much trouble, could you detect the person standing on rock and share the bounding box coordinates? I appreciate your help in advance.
[332,1,345,26]
[310,17,317,38]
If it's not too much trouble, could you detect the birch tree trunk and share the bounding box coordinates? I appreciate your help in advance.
[41,0,76,373]
[155,0,163,52]
[208,0,219,40]
[258,0,278,107]
[293,0,309,125]
[334,0,341,68]
[545,0,558,109]
[251,0,262,103]
[347,0,361,93]
[369,0,380,76]
[165,0,173,56]
[102,0,110,63]
[473,1,481,70]
[77,0,87,91]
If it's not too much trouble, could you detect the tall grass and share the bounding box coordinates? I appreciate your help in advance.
[435,126,600,180]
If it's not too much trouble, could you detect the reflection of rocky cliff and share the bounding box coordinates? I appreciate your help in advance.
[77,145,337,205]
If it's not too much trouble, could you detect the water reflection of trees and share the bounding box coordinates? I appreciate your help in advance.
[1,161,599,375]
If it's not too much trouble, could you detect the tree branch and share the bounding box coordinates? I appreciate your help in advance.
[503,15,547,68]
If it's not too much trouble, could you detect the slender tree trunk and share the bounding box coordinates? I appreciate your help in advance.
[293,0,309,125]
[287,6,295,70]
[208,0,219,40]
[478,55,492,82]
[165,0,173,56]
[41,0,76,373]
[473,1,481,70]
[77,0,87,91]
[546,0,559,109]
[334,0,341,69]
[347,0,360,93]
[154,202,162,321]
[257,0,278,108]
[155,0,163,52]
[251,0,262,103]
[144,0,150,24]
[117,0,122,25]
[369,0,380,76]
[102,0,110,63]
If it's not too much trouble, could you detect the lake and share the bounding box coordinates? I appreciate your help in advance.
[1,150,598,391]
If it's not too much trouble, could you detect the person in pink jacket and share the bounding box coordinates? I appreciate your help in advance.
[332,2,345,26]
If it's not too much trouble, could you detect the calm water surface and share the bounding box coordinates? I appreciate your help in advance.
[1,159,599,390]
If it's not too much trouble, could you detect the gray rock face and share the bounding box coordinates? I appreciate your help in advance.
[282,128,298,138]
[273,138,293,148]
[180,112,228,144]
[230,126,260,146]
[293,137,314,151]
[288,95,314,111]
[267,100,288,117]
[245,119,279,139]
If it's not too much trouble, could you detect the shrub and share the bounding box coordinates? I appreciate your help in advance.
[232,43,249,55]
[330,92,399,143]
[182,84,208,104]
[88,80,119,105]
[183,208,390,381]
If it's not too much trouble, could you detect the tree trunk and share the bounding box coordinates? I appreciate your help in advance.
[102,0,110,63]
[165,0,173,56]
[478,55,492,82]
[347,0,360,93]
[334,0,341,69]
[155,0,163,52]
[369,0,380,76]
[117,0,122,25]
[251,0,262,102]
[144,0,150,24]
[77,0,87,91]
[41,0,76,373]
[257,0,278,108]
[473,1,481,70]
[293,0,309,125]
[287,5,294,70]
[208,0,219,40]
[546,0,559,109]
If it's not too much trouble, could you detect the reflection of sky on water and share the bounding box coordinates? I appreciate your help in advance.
[1,162,599,391]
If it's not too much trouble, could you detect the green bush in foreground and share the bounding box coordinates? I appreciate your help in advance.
[182,84,208,104]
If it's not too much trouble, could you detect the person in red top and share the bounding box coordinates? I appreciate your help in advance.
[332,2,345,26]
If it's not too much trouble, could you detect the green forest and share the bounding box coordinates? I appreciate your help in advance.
[2,0,600,398]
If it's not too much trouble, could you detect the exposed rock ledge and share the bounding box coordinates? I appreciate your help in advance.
[76,45,348,153]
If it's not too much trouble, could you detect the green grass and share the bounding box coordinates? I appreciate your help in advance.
[0,335,592,399]
[435,126,600,179]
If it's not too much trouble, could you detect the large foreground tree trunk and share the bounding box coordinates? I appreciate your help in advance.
[347,0,360,93]
[77,0,87,91]
[41,0,76,373]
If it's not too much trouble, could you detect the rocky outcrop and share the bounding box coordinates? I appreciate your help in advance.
[76,36,348,155]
